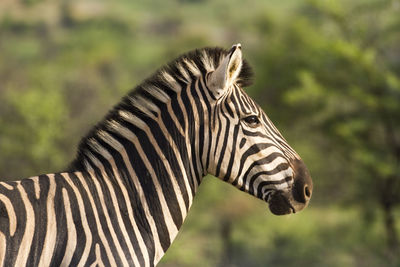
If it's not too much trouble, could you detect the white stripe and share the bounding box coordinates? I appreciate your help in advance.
[165,101,185,136]
[212,105,230,175]
[14,183,35,267]
[251,166,293,193]
[38,174,58,267]
[74,171,118,267]
[83,159,94,172]
[64,173,93,267]
[109,119,188,222]
[97,131,153,267]
[236,145,287,184]
[239,153,289,192]
[128,96,157,119]
[262,190,274,202]
[198,77,212,169]
[97,139,164,264]
[176,86,199,190]
[185,79,204,177]
[160,71,182,93]
[105,120,179,240]
[152,118,194,208]
[60,187,77,267]
[200,50,215,72]
[136,95,160,114]
[87,139,141,266]
[0,231,5,267]
[0,183,13,191]
[183,59,201,77]
[33,176,40,199]
[89,243,105,267]
[90,172,130,267]
[176,62,191,82]
[143,86,170,104]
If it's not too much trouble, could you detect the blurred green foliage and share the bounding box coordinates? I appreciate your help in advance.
[0,0,399,266]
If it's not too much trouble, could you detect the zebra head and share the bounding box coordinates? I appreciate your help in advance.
[206,44,313,215]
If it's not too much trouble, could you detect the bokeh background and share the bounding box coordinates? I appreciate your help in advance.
[1,0,399,266]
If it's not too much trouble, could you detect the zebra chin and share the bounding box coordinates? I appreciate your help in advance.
[267,191,309,215]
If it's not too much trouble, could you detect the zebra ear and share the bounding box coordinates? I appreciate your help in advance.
[208,44,243,97]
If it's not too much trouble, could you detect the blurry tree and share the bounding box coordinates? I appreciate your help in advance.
[254,0,400,257]
[1,0,400,265]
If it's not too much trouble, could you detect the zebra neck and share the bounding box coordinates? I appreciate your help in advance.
[68,100,208,264]
[67,74,213,264]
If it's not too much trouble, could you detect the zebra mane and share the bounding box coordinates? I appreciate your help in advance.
[69,47,253,171]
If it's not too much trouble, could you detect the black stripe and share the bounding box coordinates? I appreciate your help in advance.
[24,175,49,266]
[222,125,240,181]
[198,76,213,170]
[190,79,206,173]
[180,83,202,183]
[105,123,171,252]
[239,138,246,149]
[240,94,251,111]
[223,100,234,118]
[148,119,190,212]
[115,119,183,229]
[157,99,196,194]
[247,163,290,195]
[81,157,123,263]
[234,147,279,187]
[241,128,269,138]
[215,110,231,178]
[256,177,292,199]
[81,152,136,265]
[58,175,88,266]
[232,87,244,118]
[51,174,69,266]
[67,172,108,265]
[1,181,26,267]
[91,141,153,263]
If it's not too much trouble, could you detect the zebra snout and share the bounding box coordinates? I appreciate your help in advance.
[292,177,312,204]
[291,159,313,206]
[268,159,313,215]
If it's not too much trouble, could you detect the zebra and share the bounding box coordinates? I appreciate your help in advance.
[0,44,312,266]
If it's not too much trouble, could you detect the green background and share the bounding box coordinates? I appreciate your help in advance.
[1,0,399,266]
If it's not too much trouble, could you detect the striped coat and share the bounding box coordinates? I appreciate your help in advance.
[0,44,312,266]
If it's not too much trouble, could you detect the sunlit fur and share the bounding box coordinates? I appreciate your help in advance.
[0,46,309,267]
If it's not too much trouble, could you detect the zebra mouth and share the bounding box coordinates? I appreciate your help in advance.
[268,191,295,215]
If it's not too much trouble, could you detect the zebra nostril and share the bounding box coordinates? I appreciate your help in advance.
[304,185,311,199]
[293,179,307,204]
[290,159,313,204]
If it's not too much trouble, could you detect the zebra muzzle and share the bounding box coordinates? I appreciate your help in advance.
[268,191,295,215]
[269,159,313,215]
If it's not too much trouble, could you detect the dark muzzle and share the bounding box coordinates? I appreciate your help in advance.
[268,159,313,215]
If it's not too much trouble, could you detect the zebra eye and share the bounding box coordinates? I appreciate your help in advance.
[243,115,260,127]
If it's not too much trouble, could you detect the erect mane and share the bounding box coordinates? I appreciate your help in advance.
[68,46,253,171]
